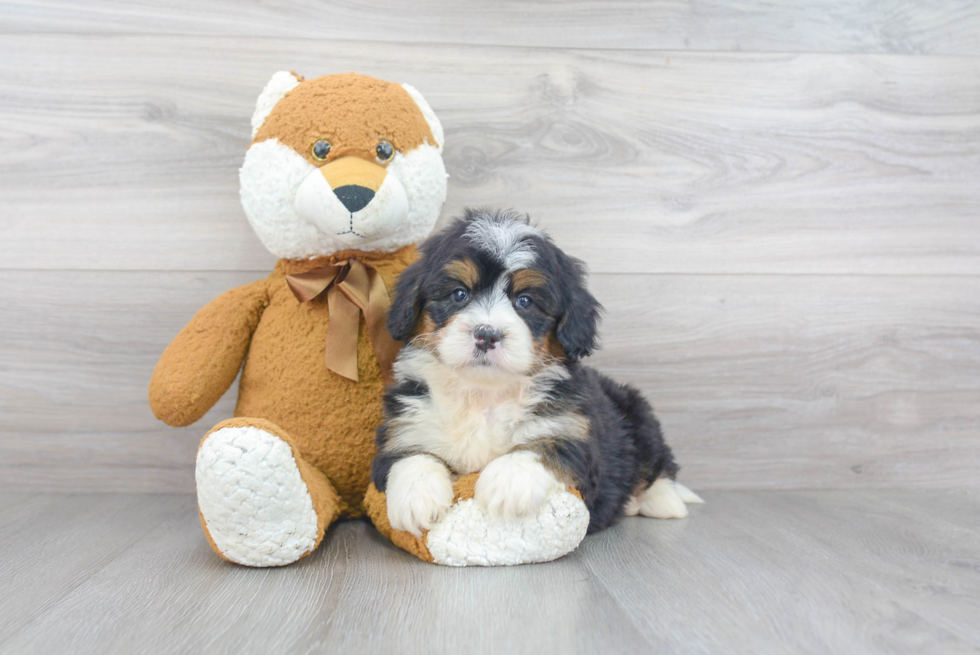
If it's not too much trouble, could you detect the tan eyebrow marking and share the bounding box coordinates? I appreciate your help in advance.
[444,258,480,288]
[511,269,547,293]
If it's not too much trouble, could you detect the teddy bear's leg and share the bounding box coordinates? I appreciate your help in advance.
[364,474,590,567]
[195,417,340,567]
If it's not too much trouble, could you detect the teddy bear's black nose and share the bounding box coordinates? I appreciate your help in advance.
[333,185,375,213]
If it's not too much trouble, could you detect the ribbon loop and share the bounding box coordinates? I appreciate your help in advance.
[285,259,398,384]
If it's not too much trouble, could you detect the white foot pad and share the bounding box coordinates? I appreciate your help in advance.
[196,426,319,567]
[426,489,589,567]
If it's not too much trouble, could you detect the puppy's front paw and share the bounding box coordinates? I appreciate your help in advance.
[475,451,565,519]
[386,455,454,536]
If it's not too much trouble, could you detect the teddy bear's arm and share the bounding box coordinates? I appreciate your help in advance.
[148,279,271,427]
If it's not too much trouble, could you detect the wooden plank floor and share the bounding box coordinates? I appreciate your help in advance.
[0,490,977,654]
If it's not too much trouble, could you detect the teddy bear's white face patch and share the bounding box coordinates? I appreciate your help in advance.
[294,161,410,246]
[240,139,447,259]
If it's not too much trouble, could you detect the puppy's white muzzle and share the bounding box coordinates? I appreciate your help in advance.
[294,156,409,247]
[437,290,536,378]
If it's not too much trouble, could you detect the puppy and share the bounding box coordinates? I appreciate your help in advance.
[372,209,702,536]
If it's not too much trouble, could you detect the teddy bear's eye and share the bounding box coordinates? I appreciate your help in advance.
[311,140,331,161]
[376,140,394,163]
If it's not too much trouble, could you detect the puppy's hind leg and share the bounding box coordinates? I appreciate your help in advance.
[601,377,704,520]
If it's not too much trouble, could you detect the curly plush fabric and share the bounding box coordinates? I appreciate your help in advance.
[253,75,438,164]
[427,493,590,567]
[364,475,589,566]
[151,247,417,515]
[196,423,322,567]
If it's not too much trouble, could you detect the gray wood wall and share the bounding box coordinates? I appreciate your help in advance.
[1,1,978,493]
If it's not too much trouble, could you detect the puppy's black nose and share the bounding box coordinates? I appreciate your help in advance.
[333,185,375,213]
[473,325,503,352]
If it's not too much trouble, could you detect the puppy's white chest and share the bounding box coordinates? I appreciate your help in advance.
[438,394,526,474]
[387,349,564,476]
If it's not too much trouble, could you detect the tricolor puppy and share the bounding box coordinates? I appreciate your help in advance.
[372,209,702,537]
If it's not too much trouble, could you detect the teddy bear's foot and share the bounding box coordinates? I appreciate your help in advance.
[365,474,590,566]
[196,418,339,567]
[426,488,589,567]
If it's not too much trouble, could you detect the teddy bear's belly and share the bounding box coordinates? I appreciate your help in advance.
[234,297,384,516]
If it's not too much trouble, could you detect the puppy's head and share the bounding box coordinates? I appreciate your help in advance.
[240,71,447,259]
[389,209,601,380]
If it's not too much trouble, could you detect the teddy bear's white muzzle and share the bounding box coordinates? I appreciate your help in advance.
[294,158,410,247]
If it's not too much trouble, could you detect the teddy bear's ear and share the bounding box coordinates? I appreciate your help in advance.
[401,84,445,153]
[250,71,302,139]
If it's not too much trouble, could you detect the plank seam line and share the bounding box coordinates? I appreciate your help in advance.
[2,30,980,59]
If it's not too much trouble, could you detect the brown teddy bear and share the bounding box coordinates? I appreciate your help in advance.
[149,71,590,567]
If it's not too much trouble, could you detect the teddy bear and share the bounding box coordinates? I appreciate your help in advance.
[149,71,590,567]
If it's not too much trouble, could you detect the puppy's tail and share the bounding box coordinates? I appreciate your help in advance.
[672,481,705,505]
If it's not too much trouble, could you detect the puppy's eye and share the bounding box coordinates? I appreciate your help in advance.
[376,140,394,163]
[452,288,469,303]
[311,140,331,161]
[515,295,533,309]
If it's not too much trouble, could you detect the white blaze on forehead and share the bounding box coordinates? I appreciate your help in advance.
[464,215,538,271]
[471,277,517,320]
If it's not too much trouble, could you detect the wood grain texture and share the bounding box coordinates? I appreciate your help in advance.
[0,270,255,492]
[1,490,977,654]
[1,35,979,274]
[1,4,978,496]
[0,494,187,641]
[3,270,978,492]
[592,273,980,490]
[581,489,980,654]
[2,0,980,55]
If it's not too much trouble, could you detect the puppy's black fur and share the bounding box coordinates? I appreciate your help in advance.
[373,209,681,534]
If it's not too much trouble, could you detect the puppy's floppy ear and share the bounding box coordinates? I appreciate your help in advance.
[387,260,426,342]
[555,250,601,362]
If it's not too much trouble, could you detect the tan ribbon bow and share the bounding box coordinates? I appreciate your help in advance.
[285,260,399,384]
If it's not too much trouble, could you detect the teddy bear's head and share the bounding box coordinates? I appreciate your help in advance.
[240,72,448,259]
